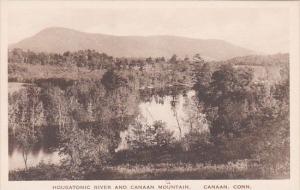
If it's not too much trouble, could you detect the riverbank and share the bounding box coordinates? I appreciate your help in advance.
[9,162,288,180]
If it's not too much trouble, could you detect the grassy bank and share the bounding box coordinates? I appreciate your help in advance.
[9,162,288,180]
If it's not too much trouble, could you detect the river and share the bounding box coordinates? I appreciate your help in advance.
[9,90,196,170]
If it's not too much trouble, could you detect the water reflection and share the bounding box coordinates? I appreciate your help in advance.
[117,90,196,151]
[9,125,60,170]
[9,89,196,170]
[9,148,60,170]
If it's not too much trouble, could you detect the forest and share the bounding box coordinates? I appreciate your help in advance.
[8,48,289,180]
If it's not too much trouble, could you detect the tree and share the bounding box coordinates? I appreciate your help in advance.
[192,53,204,64]
[42,85,78,134]
[182,95,208,133]
[169,54,178,64]
[249,81,289,176]
[194,64,258,162]
[8,86,45,170]
[126,120,175,150]
[182,129,211,161]
[101,69,128,91]
[170,94,182,138]
[59,123,111,179]
[195,64,254,138]
[8,48,25,63]
[194,63,290,172]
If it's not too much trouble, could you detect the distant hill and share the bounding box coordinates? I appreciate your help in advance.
[226,53,289,83]
[225,53,289,67]
[10,27,255,61]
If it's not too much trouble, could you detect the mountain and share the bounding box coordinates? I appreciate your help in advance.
[10,27,255,60]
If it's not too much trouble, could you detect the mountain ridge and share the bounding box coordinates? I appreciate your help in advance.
[10,27,256,60]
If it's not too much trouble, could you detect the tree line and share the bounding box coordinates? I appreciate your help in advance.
[8,48,289,179]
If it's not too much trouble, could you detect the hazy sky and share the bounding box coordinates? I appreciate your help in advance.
[8,1,290,54]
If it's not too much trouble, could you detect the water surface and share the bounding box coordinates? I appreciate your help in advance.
[9,90,196,170]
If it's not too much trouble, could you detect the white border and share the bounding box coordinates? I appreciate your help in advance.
[1,1,300,190]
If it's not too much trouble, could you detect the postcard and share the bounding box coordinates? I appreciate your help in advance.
[1,1,299,190]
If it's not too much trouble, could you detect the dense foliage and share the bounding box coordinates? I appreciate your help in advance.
[8,49,289,179]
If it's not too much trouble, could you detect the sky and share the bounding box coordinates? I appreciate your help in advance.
[7,1,290,54]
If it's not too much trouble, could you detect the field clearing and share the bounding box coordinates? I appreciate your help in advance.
[8,63,105,82]
[233,65,282,83]
[8,82,29,94]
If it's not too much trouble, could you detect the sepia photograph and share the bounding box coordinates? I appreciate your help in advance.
[1,1,299,189]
